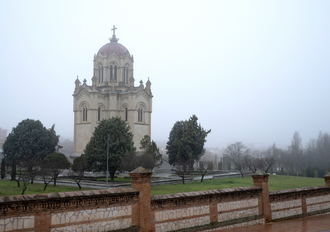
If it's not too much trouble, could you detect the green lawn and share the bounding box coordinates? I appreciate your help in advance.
[0,175,325,196]
[0,180,88,196]
[151,175,325,195]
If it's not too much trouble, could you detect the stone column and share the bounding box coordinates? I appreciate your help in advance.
[324,175,330,187]
[130,167,155,232]
[252,174,272,222]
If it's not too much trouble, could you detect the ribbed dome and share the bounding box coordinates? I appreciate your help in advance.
[97,41,130,58]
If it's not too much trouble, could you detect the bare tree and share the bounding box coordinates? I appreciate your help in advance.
[224,142,249,177]
[288,131,304,175]
[69,155,87,190]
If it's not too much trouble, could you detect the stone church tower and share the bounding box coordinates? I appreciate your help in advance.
[73,26,152,156]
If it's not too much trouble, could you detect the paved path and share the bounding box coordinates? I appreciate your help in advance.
[211,214,330,232]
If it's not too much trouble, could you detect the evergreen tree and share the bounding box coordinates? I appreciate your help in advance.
[84,117,134,180]
[3,119,58,182]
[166,115,210,183]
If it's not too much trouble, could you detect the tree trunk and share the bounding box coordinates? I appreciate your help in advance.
[240,170,244,177]
[43,183,49,191]
[1,159,5,179]
[28,166,35,184]
[21,183,27,195]
[77,181,81,190]
[110,171,115,181]
[10,160,16,181]
[53,174,58,186]
[16,179,20,188]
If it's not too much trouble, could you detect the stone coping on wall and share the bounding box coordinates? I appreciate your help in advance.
[270,186,330,201]
[152,187,262,209]
[0,188,139,203]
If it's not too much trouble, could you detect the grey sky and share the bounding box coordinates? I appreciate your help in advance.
[1,0,330,149]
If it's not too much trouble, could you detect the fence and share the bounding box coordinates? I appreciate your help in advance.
[1,168,330,232]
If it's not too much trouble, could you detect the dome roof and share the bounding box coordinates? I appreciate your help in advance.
[97,26,130,58]
[97,41,130,58]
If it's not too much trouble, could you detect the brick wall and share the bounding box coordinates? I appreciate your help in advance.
[1,170,330,232]
[270,186,330,221]
[152,187,264,232]
[0,188,139,232]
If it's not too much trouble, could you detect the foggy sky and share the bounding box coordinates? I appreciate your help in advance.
[1,0,330,149]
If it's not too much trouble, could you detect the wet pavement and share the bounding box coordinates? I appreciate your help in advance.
[212,214,330,232]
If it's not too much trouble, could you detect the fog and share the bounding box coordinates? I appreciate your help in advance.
[1,0,330,149]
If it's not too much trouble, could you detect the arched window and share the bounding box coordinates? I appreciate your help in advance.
[138,108,143,122]
[110,65,113,81]
[125,67,129,83]
[122,67,125,82]
[82,107,88,122]
[97,107,101,121]
[125,108,128,121]
[114,66,117,82]
[101,67,104,82]
[98,66,103,83]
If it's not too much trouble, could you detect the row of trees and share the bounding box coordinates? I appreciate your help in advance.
[0,119,75,193]
[223,142,276,177]
[276,132,330,177]
[1,117,163,194]
[222,131,330,178]
[1,115,210,189]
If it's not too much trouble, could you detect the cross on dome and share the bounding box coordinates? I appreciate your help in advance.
[112,25,117,36]
[110,25,119,43]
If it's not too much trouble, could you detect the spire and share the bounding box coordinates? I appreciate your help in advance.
[146,77,151,86]
[110,25,118,43]
[75,76,81,88]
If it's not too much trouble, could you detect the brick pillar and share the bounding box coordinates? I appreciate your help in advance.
[252,174,272,222]
[130,167,155,232]
[324,175,330,187]
[209,199,218,223]
[35,213,51,232]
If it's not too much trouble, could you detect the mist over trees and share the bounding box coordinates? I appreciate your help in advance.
[219,131,330,178]
[277,132,330,177]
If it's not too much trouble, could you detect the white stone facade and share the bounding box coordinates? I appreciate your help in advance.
[73,27,152,155]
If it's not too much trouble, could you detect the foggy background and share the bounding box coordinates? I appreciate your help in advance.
[1,0,330,149]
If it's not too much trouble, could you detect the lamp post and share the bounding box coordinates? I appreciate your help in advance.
[106,134,110,184]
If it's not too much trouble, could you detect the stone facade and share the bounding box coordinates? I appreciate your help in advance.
[73,26,152,156]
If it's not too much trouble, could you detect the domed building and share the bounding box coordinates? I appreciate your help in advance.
[72,26,153,156]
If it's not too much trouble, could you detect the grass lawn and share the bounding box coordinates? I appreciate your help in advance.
[151,175,325,195]
[0,175,325,196]
[0,180,88,196]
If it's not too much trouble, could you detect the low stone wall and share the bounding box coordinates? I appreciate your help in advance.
[270,186,330,221]
[152,187,264,232]
[0,188,139,232]
[0,170,330,232]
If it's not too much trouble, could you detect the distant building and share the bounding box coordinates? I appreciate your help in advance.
[72,26,153,157]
